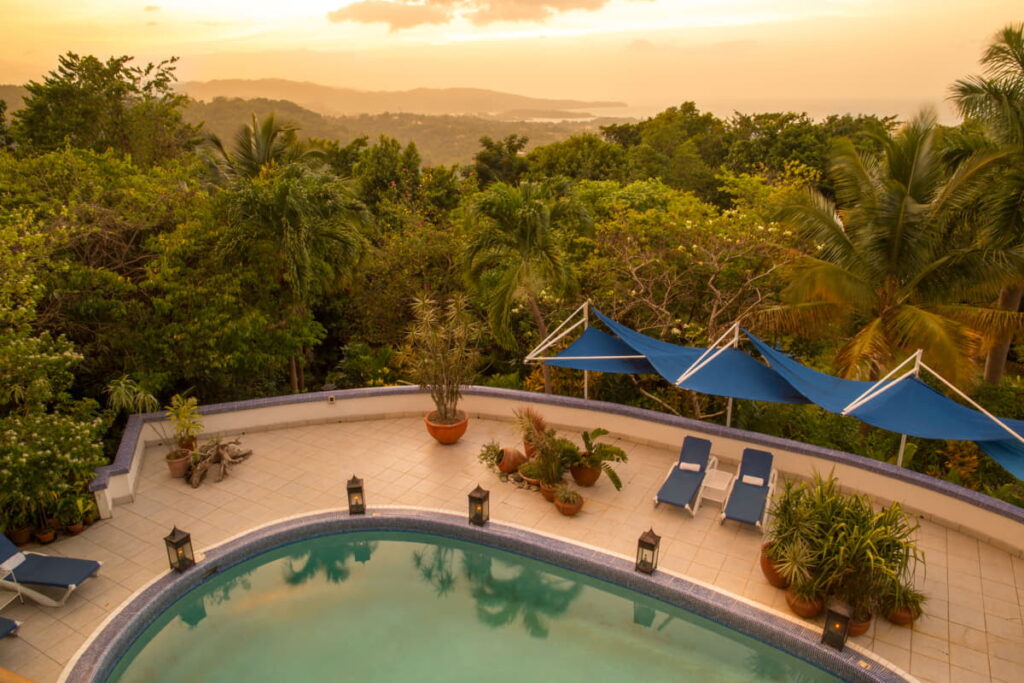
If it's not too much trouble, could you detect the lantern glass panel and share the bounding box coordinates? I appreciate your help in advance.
[347,476,365,514]
[821,609,850,651]
[468,485,489,525]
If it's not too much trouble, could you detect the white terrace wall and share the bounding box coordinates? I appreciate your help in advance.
[92,386,1024,556]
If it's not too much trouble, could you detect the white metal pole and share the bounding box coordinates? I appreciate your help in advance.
[583,302,590,401]
[897,433,908,467]
[726,397,734,427]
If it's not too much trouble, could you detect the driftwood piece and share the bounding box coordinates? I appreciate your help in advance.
[187,438,253,488]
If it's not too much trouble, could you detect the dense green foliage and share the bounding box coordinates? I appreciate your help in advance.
[1,35,1023,527]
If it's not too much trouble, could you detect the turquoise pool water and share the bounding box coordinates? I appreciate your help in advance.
[109,532,838,682]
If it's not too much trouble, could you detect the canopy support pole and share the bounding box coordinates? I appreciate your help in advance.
[918,360,1024,445]
[674,323,741,385]
[583,303,590,401]
[726,397,734,428]
[525,301,588,364]
[897,433,909,467]
[841,350,923,415]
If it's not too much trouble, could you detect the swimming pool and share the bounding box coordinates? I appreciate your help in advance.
[63,510,903,682]
[108,531,837,682]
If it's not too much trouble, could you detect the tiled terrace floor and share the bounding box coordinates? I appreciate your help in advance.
[2,416,1023,682]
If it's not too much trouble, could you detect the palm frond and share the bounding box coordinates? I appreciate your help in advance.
[834,317,892,379]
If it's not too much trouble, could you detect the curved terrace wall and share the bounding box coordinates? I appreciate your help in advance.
[91,386,1024,556]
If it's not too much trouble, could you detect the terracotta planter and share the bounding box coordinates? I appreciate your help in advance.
[759,543,790,589]
[33,528,56,545]
[46,517,61,531]
[784,588,824,618]
[83,513,97,526]
[569,464,602,487]
[424,411,469,444]
[848,615,873,637]
[498,447,527,473]
[9,526,33,546]
[166,450,192,478]
[540,482,560,502]
[554,497,584,516]
[885,607,920,626]
[64,522,85,536]
[520,474,541,487]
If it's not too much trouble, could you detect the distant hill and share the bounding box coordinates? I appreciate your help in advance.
[0,85,27,112]
[185,97,629,166]
[179,79,624,118]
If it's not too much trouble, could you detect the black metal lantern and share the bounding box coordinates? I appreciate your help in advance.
[347,475,365,515]
[164,526,195,573]
[635,528,660,574]
[822,608,850,650]
[468,485,489,526]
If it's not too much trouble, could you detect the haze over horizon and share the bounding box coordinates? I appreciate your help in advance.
[1,1,1021,122]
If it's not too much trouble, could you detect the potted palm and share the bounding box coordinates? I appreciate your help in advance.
[165,394,203,477]
[569,428,628,489]
[535,437,573,501]
[401,294,482,444]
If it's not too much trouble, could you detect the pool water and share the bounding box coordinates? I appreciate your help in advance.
[109,532,838,682]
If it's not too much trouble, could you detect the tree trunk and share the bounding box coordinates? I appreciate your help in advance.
[984,283,1024,385]
[527,294,552,394]
[289,356,299,394]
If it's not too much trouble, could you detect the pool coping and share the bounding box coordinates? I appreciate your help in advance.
[61,507,913,683]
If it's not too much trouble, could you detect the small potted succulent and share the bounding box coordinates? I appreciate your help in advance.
[569,428,628,489]
[401,294,482,445]
[553,484,584,516]
[59,496,85,536]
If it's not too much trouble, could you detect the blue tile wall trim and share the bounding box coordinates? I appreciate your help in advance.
[90,386,1024,529]
[63,509,908,683]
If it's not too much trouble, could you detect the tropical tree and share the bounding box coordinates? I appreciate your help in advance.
[208,113,320,181]
[764,110,1024,386]
[223,164,369,392]
[951,23,1024,384]
[12,53,196,166]
[465,180,587,393]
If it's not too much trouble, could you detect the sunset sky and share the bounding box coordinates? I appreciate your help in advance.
[1,1,1020,119]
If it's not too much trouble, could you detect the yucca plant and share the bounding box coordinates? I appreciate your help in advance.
[401,294,482,424]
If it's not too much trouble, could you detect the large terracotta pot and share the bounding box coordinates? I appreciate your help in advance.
[759,543,790,589]
[554,497,584,516]
[424,411,469,444]
[498,447,527,473]
[166,450,191,478]
[33,528,56,545]
[784,588,824,618]
[848,615,873,637]
[64,522,85,536]
[569,464,602,487]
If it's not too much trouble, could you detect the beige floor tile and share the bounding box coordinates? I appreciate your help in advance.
[910,651,951,683]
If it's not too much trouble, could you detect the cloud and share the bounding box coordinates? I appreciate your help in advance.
[143,4,160,10]
[327,0,614,31]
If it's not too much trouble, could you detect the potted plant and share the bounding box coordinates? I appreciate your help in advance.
[4,497,34,546]
[58,496,85,536]
[165,394,203,477]
[514,407,548,457]
[761,478,820,589]
[537,437,573,501]
[569,428,628,489]
[785,579,825,618]
[400,294,482,444]
[518,459,543,486]
[478,441,503,473]
[881,579,926,626]
[553,484,584,516]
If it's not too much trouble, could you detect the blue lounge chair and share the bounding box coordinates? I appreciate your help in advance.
[1,534,102,607]
[720,448,776,530]
[654,436,718,516]
[0,616,19,638]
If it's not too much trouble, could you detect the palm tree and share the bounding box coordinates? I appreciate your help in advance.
[465,181,588,393]
[764,110,1023,386]
[951,23,1024,384]
[224,163,368,391]
[208,113,321,181]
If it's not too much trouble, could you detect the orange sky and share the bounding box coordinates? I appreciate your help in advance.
[1,1,1020,119]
